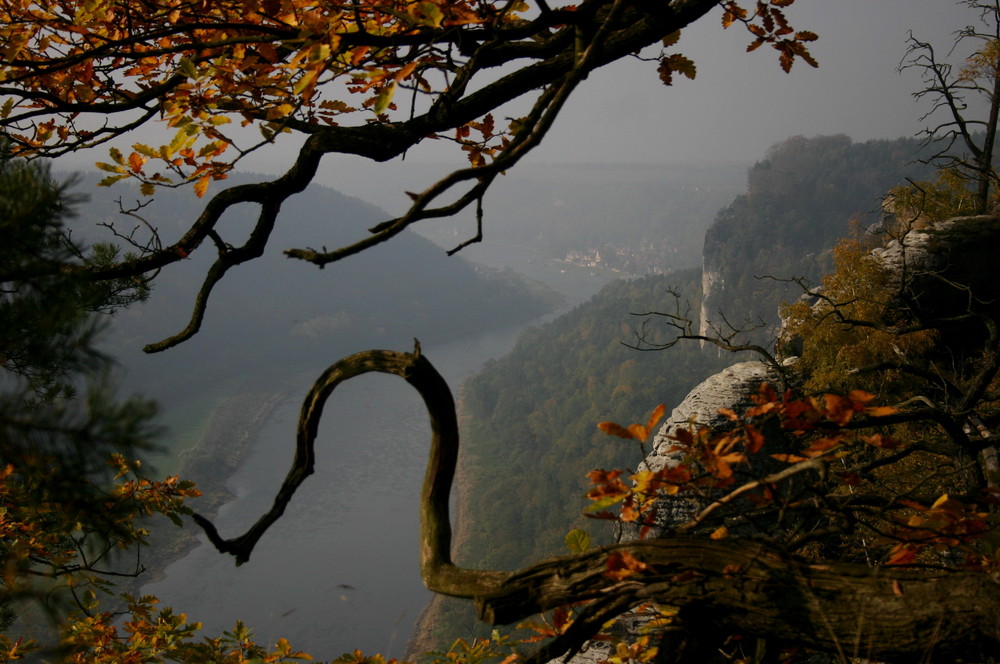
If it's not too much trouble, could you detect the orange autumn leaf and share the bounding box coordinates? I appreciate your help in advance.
[128,151,145,173]
[193,174,210,198]
[865,405,897,417]
[605,549,649,581]
[646,403,667,434]
[770,453,808,463]
[598,421,635,439]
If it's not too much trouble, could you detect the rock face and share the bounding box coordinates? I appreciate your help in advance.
[618,360,777,542]
[697,264,724,347]
[872,213,1000,334]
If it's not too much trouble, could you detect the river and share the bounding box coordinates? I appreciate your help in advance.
[142,245,617,660]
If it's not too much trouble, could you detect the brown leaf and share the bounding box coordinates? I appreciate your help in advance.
[598,422,635,440]
[605,550,649,580]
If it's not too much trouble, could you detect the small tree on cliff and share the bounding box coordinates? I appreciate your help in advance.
[901,0,1000,213]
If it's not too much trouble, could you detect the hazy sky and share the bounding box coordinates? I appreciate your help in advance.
[284,0,974,208]
[518,0,967,165]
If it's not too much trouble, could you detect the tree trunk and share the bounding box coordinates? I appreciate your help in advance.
[474,539,1000,663]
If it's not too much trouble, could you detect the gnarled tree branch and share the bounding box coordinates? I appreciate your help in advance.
[194,345,1000,663]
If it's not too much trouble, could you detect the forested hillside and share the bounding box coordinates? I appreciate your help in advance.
[460,271,730,567]
[700,135,935,340]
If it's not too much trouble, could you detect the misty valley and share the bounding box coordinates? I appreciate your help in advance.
[17,134,933,659]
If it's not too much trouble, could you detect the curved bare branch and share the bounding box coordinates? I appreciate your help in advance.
[192,344,1000,663]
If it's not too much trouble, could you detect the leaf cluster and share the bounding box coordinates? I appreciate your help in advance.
[0,0,821,359]
[780,235,939,397]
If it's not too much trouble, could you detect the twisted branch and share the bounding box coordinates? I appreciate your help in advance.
[193,345,1000,662]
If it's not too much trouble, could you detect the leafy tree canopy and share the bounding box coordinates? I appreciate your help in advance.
[0,0,818,351]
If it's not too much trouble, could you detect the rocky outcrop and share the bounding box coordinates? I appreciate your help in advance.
[697,264,724,345]
[551,360,781,664]
[873,213,1000,331]
[618,360,777,542]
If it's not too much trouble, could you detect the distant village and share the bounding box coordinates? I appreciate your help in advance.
[561,242,680,275]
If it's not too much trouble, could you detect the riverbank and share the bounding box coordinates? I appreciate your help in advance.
[405,389,492,659]
[125,250,614,658]
[122,377,294,594]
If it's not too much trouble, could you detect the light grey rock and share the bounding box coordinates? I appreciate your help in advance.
[645,361,776,471]
[698,265,723,344]
[618,360,778,542]
[555,362,780,664]
[871,214,1000,323]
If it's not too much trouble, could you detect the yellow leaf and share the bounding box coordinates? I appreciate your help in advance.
[564,528,591,553]
[418,1,444,28]
[133,143,158,158]
[293,67,321,96]
[193,175,210,198]
[931,494,951,510]
[178,57,198,79]
[710,526,728,540]
[373,82,396,114]
[95,161,124,173]
[97,174,129,186]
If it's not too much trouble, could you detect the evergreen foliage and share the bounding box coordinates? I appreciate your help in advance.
[0,155,170,635]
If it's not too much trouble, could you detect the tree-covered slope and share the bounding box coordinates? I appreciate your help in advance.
[458,270,732,569]
[700,134,935,341]
[412,271,732,650]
